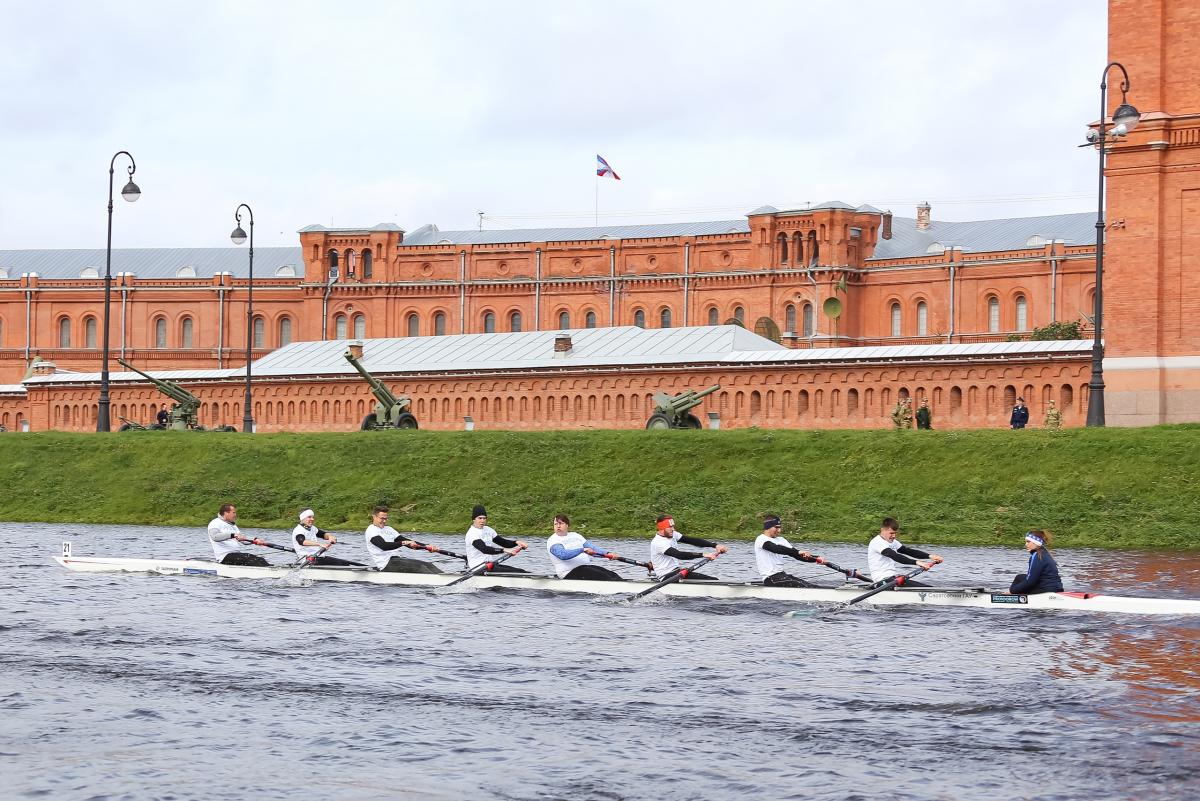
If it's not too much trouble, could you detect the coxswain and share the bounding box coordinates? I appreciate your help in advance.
[292,509,363,567]
[754,514,819,587]
[208,503,270,566]
[546,514,625,581]
[650,515,725,581]
[1008,530,1063,594]
[364,505,445,573]
[464,505,528,574]
[867,517,943,587]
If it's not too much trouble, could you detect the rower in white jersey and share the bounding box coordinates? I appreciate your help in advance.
[650,514,725,581]
[292,509,364,567]
[364,505,447,573]
[753,514,821,587]
[207,503,271,566]
[546,514,625,581]
[464,504,528,573]
[867,517,943,587]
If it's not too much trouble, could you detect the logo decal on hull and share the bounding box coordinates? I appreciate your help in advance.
[989,593,1028,605]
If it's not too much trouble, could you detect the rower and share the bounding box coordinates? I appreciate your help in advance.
[364,505,445,573]
[546,514,624,581]
[754,514,819,587]
[1008,530,1063,594]
[292,509,363,567]
[464,504,528,574]
[650,514,725,581]
[208,503,270,566]
[867,517,943,587]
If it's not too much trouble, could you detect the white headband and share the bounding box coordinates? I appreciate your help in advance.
[300,509,315,521]
[1025,532,1045,547]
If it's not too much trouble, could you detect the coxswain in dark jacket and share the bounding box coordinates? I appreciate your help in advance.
[1009,530,1063,594]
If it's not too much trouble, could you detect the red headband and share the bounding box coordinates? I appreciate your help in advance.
[657,518,674,532]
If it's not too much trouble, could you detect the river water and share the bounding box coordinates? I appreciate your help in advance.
[2,521,1199,801]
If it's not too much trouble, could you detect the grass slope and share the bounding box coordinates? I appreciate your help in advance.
[1,427,1197,549]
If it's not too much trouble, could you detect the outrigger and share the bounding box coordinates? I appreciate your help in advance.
[54,543,1200,616]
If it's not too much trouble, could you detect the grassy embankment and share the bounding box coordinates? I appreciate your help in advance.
[1,427,1197,549]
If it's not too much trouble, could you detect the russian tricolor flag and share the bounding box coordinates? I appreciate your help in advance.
[596,155,620,180]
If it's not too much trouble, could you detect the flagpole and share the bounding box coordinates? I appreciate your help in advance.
[594,173,599,227]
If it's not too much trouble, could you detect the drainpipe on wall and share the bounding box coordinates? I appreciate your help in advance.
[459,250,467,333]
[534,248,542,331]
[119,281,129,359]
[23,286,32,365]
[217,284,225,368]
[321,268,337,340]
[806,269,820,339]
[946,248,958,344]
[683,242,690,325]
[609,246,616,325]
[1049,241,1060,323]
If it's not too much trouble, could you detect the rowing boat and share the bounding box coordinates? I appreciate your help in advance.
[53,551,1200,615]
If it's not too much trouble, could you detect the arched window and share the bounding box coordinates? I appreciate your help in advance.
[435,312,447,335]
[890,302,902,337]
[407,313,419,337]
[807,231,819,267]
[585,310,597,329]
[253,316,265,348]
[660,308,672,328]
[558,310,570,330]
[85,317,98,349]
[328,249,339,279]
[777,233,789,264]
[1016,295,1028,331]
[279,317,292,347]
[707,307,719,326]
[785,304,796,333]
[334,313,348,340]
[362,249,373,279]
[802,303,814,337]
[345,250,357,278]
[633,309,646,328]
[734,306,745,325]
[155,317,167,348]
[353,313,366,339]
[483,312,496,333]
[181,317,194,348]
[917,302,928,336]
[988,296,1001,333]
[58,317,72,348]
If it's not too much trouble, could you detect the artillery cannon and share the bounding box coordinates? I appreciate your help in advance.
[344,347,418,430]
[645,384,720,429]
[115,358,234,432]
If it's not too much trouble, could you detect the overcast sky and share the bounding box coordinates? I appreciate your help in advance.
[0,0,1108,249]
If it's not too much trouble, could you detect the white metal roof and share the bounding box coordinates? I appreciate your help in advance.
[0,384,26,395]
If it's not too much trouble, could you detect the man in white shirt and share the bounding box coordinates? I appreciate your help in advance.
[867,517,943,586]
[364,505,446,573]
[292,509,363,567]
[208,503,271,566]
[546,514,624,580]
[753,514,819,587]
[650,514,725,581]
[464,505,528,573]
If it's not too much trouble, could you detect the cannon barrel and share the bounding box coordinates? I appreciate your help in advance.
[655,383,721,413]
[117,358,199,406]
[344,349,399,408]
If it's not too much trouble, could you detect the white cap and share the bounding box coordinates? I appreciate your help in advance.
[299,509,315,522]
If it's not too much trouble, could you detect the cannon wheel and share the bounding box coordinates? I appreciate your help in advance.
[684,414,703,429]
[219,425,238,432]
[397,413,419,430]
[149,423,166,430]
[118,423,134,432]
[646,413,673,430]
[361,414,377,431]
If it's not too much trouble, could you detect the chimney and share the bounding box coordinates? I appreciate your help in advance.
[882,210,893,240]
[916,202,931,231]
[32,360,57,376]
[348,340,364,360]
[553,333,573,356]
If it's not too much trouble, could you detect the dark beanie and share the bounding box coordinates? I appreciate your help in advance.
[763,515,781,530]
[472,504,487,518]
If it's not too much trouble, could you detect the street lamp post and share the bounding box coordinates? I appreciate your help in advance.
[97,152,141,432]
[231,205,255,433]
[1086,62,1139,427]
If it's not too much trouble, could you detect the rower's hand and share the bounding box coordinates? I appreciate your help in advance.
[799,551,813,560]
[425,544,440,553]
[402,540,418,549]
[504,547,521,556]
[603,552,619,560]
[917,560,934,570]
[930,554,944,564]
[715,545,728,555]
[326,535,338,545]
[515,541,529,550]
[704,551,718,561]
[321,541,333,551]
[583,548,598,556]
[251,538,266,547]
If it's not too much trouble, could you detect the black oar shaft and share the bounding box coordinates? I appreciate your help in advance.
[445,546,525,587]
[408,539,467,561]
[814,557,873,584]
[847,566,928,606]
[629,554,720,601]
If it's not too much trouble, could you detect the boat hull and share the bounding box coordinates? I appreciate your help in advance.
[53,555,1200,615]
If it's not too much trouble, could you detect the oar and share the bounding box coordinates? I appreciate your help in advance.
[244,539,292,553]
[811,556,873,584]
[846,565,931,607]
[406,539,468,562]
[445,545,527,587]
[607,554,654,573]
[628,553,723,602]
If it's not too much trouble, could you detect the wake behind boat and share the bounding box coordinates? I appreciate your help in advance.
[54,547,1200,615]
